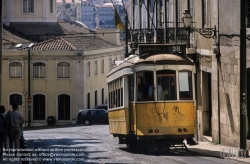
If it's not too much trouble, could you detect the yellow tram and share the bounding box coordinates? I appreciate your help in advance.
[107,44,196,150]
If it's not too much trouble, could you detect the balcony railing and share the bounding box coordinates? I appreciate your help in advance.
[127,28,188,49]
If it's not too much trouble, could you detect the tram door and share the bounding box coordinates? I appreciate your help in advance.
[128,75,135,134]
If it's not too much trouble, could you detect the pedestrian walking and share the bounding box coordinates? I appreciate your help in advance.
[6,102,24,154]
[0,105,8,155]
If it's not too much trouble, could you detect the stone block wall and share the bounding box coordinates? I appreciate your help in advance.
[217,45,240,147]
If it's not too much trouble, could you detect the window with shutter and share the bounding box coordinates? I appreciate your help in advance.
[33,62,46,78]
[9,62,22,78]
[57,62,70,78]
[23,0,34,13]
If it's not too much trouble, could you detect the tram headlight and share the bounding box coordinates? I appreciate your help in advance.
[183,128,187,132]
[178,128,182,132]
[155,129,159,133]
[149,129,153,133]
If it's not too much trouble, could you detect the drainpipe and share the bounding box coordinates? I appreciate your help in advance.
[0,0,2,103]
[240,0,247,150]
[28,49,31,127]
[216,52,221,144]
[217,0,221,144]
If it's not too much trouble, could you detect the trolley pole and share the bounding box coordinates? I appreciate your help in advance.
[240,0,247,151]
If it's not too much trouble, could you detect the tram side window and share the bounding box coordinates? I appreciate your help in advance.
[156,70,177,101]
[137,71,154,101]
[179,71,193,100]
[108,78,123,109]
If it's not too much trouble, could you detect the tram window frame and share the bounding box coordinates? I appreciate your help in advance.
[136,71,154,101]
[178,71,193,100]
[108,77,123,109]
[156,70,177,101]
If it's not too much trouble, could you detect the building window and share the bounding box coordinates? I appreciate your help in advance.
[9,94,23,105]
[109,58,112,71]
[9,62,22,78]
[189,0,195,39]
[95,90,98,106]
[23,0,34,13]
[102,88,104,104]
[87,61,90,77]
[58,94,70,120]
[120,56,123,60]
[87,93,90,109]
[57,62,70,78]
[203,0,209,27]
[189,0,195,19]
[101,59,104,73]
[166,0,174,27]
[33,62,46,78]
[33,94,45,120]
[50,0,53,13]
[95,60,98,75]
[177,0,182,23]
[247,0,250,27]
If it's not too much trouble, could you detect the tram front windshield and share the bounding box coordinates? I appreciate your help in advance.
[136,70,192,101]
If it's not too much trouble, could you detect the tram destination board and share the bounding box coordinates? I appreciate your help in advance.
[138,44,186,59]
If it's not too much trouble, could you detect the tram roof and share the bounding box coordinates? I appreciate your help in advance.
[107,53,194,78]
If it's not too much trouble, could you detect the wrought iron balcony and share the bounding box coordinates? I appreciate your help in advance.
[127,28,188,46]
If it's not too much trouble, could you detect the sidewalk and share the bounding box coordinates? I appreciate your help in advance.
[186,136,250,164]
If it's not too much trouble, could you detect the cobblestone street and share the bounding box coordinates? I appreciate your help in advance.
[1,125,241,164]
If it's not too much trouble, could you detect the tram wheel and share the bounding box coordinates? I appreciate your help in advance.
[126,139,138,150]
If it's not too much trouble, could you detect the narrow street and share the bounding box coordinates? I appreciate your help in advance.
[9,125,243,164]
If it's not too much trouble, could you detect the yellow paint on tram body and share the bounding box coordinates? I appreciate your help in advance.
[108,102,195,136]
[135,102,195,135]
[108,108,129,134]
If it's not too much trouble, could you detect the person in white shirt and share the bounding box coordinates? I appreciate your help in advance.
[148,80,162,100]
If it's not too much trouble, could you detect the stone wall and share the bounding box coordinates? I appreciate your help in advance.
[217,45,240,146]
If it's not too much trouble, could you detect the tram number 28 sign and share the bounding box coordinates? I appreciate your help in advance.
[138,44,186,59]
